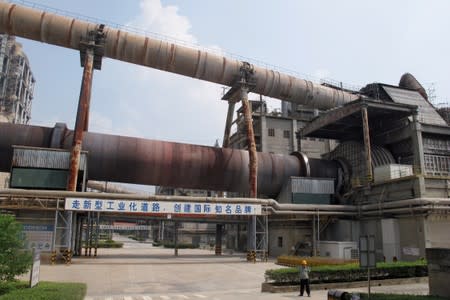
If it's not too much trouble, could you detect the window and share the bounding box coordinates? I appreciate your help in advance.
[283,130,290,138]
[277,236,283,248]
[268,128,275,137]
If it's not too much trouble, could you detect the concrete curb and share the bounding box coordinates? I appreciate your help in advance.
[261,276,428,293]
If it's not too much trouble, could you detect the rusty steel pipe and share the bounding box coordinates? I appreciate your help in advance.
[0,123,312,196]
[67,48,95,191]
[0,2,358,110]
[240,86,258,198]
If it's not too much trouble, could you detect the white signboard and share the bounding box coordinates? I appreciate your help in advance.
[65,198,262,215]
[29,249,40,288]
[99,225,152,230]
[23,224,53,251]
[402,247,420,256]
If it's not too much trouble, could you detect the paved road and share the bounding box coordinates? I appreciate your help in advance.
[28,236,429,300]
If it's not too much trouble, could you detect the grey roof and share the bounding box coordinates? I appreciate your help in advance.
[382,86,447,126]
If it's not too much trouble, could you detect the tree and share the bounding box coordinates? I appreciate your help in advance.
[0,214,32,281]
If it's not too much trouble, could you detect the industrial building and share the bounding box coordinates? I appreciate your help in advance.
[0,33,35,189]
[225,81,450,259]
[0,34,35,124]
[0,2,449,297]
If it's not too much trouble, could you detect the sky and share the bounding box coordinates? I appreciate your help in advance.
[9,0,450,190]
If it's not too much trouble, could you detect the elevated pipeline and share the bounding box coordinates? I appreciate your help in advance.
[0,2,358,110]
[2,189,449,216]
[0,188,358,216]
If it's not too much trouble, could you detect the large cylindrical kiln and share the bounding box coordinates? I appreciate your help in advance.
[0,123,340,196]
[0,2,358,109]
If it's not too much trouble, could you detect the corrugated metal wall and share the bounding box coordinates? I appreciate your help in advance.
[12,146,87,170]
[291,177,334,194]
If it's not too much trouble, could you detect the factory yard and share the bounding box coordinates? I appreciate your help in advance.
[24,236,430,300]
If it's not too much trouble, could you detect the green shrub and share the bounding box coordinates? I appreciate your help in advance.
[84,239,123,248]
[152,241,162,247]
[128,236,146,242]
[265,260,428,284]
[0,214,32,282]
[277,255,357,267]
[96,240,123,248]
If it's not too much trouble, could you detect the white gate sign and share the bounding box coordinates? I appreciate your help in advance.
[29,249,40,288]
[65,198,262,215]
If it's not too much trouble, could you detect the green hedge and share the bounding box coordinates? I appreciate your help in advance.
[277,255,357,267]
[128,236,146,242]
[96,240,123,248]
[162,243,198,249]
[0,281,86,300]
[265,260,427,284]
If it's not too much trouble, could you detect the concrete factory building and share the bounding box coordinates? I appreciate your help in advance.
[0,34,35,189]
[0,2,449,297]
[0,34,35,124]
[225,81,450,260]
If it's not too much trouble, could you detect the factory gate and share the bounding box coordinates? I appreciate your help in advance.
[61,198,268,262]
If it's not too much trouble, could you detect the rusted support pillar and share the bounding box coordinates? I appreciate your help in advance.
[236,63,258,262]
[67,48,94,191]
[241,86,258,198]
[241,88,258,261]
[361,104,373,184]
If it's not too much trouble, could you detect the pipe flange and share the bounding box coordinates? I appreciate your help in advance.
[291,151,310,177]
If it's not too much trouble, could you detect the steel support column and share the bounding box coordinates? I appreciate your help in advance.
[312,216,317,256]
[255,213,268,261]
[223,102,236,148]
[218,101,236,198]
[215,224,223,256]
[361,105,373,184]
[412,112,426,174]
[247,217,256,262]
[174,221,179,257]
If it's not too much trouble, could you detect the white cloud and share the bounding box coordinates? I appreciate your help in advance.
[94,0,228,146]
[90,110,113,133]
[313,68,332,81]
[128,0,197,44]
